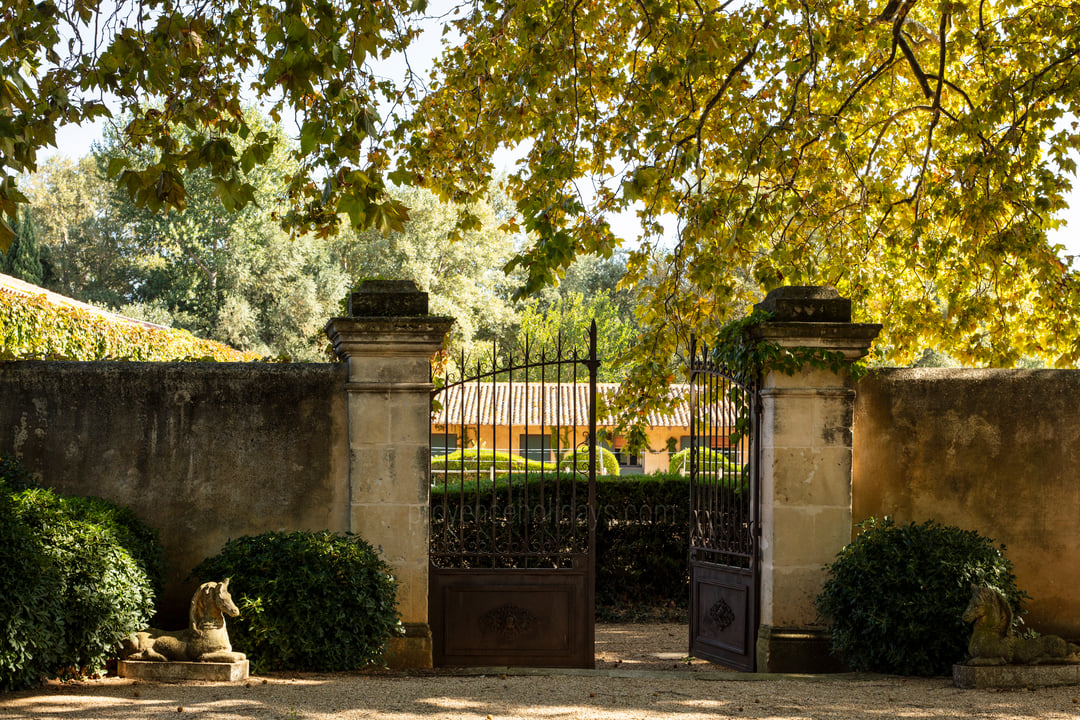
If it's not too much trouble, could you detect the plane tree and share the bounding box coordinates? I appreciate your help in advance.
[395,0,1080,370]
[8,0,1080,377]
[0,0,428,250]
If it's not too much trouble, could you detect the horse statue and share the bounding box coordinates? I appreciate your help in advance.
[962,584,1079,666]
[120,579,246,663]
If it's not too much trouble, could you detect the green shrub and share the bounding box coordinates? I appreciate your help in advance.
[558,445,620,476]
[815,517,1027,676]
[192,531,403,673]
[57,495,167,601]
[0,484,156,687]
[0,485,64,691]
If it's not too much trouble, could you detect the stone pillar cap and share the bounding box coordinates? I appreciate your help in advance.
[755,286,851,323]
[752,321,882,361]
[348,279,429,317]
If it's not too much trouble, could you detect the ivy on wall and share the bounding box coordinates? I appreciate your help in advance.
[710,309,868,382]
[0,290,258,362]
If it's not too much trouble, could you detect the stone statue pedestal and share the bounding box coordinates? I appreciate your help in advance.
[118,659,249,683]
[953,663,1080,689]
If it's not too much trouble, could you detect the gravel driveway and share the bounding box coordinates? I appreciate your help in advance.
[3,624,1078,720]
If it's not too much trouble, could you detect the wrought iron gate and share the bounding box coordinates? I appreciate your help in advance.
[688,336,760,671]
[429,323,598,667]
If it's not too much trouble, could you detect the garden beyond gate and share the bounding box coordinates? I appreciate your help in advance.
[688,336,760,671]
[428,323,599,667]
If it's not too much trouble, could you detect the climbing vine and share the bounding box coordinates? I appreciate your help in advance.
[0,291,258,362]
[707,309,869,383]
[693,310,870,446]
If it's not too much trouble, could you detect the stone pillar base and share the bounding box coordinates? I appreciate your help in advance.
[118,659,249,682]
[756,626,847,673]
[954,663,1080,689]
[383,622,433,669]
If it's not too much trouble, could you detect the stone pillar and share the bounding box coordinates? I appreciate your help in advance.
[324,280,454,669]
[751,287,880,673]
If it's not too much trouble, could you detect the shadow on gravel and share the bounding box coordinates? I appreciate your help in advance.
[1,673,1076,720]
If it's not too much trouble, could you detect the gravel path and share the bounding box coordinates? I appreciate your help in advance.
[3,624,1079,720]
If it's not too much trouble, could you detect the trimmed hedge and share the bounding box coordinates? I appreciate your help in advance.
[431,447,555,475]
[595,475,690,612]
[54,494,167,601]
[0,462,161,690]
[192,531,403,673]
[431,473,696,614]
[0,483,63,691]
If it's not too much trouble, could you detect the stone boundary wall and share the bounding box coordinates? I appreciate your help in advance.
[853,368,1080,640]
[0,360,350,624]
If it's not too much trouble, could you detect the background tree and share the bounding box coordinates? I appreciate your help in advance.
[21,115,352,360]
[21,155,140,307]
[89,110,353,355]
[334,185,521,357]
[1,211,45,285]
[512,291,638,383]
[530,253,637,321]
[398,0,1080,373]
[494,252,641,381]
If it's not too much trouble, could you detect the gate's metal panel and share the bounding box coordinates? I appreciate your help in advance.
[688,336,759,671]
[430,324,598,668]
[690,560,755,667]
[430,562,592,667]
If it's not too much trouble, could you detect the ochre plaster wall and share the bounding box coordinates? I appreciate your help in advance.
[853,368,1080,639]
[0,361,350,625]
[429,424,695,474]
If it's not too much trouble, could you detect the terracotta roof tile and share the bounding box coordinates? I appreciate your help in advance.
[433,382,737,428]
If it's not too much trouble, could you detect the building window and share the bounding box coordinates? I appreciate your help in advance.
[431,433,457,456]
[607,439,640,469]
[518,434,553,463]
[679,435,708,450]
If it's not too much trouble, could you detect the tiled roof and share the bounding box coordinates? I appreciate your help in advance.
[0,272,169,331]
[433,382,737,428]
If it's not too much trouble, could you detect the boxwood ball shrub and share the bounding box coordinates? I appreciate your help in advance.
[0,468,159,689]
[558,445,620,476]
[56,494,167,600]
[816,517,1027,676]
[192,531,403,673]
[668,447,739,476]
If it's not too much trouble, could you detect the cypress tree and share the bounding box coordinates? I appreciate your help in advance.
[2,211,44,285]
